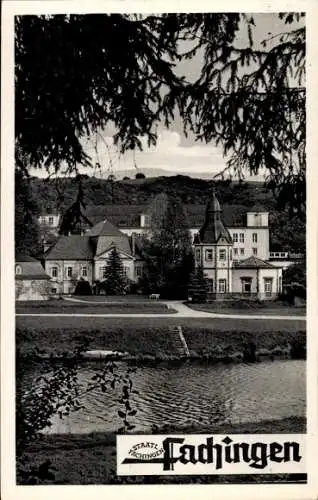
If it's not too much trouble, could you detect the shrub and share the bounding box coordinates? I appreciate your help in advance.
[281,283,306,304]
[290,339,306,359]
[74,278,92,296]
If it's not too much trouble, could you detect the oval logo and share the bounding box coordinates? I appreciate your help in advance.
[128,441,164,461]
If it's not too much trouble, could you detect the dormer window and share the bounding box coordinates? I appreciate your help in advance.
[15,264,22,275]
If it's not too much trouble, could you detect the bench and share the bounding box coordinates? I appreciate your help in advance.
[149,293,160,300]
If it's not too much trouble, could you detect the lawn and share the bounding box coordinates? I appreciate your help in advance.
[16,299,175,315]
[187,301,306,316]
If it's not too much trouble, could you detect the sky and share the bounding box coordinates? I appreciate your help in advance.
[28,13,302,181]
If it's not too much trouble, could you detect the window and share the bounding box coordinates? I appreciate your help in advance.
[241,278,252,294]
[239,233,244,243]
[15,264,22,275]
[51,287,57,294]
[208,279,214,293]
[229,249,232,260]
[67,267,73,278]
[252,247,258,256]
[48,216,54,226]
[51,266,58,278]
[219,249,226,260]
[264,278,273,296]
[233,233,238,242]
[136,266,142,278]
[101,266,107,279]
[195,248,201,262]
[205,249,213,261]
[234,248,238,255]
[123,266,129,277]
[279,276,282,292]
[240,248,244,255]
[254,214,261,226]
[252,233,258,243]
[141,214,151,227]
[82,266,88,277]
[218,279,226,293]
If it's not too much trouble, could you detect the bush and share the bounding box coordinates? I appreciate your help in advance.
[290,339,306,359]
[74,279,92,295]
[281,283,306,305]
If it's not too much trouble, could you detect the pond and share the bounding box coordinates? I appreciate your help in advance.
[22,359,305,434]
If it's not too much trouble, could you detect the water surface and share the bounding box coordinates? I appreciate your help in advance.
[23,359,305,434]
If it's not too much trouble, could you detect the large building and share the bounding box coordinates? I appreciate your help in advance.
[42,219,144,295]
[193,190,283,300]
[39,191,284,299]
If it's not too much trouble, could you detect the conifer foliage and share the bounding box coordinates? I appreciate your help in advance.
[15,13,305,214]
[15,170,41,256]
[188,265,209,303]
[102,247,126,295]
[59,178,93,235]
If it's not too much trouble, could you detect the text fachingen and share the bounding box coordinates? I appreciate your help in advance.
[162,436,301,471]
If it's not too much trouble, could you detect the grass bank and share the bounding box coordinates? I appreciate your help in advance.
[18,416,306,485]
[16,321,306,360]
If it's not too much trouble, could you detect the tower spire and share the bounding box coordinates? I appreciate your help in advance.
[196,189,232,244]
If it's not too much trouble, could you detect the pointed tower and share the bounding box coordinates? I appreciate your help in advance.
[193,188,233,298]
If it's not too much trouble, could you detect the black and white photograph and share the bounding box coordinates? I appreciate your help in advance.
[1,0,317,498]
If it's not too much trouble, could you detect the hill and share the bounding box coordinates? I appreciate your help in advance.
[27,175,305,254]
[30,175,275,212]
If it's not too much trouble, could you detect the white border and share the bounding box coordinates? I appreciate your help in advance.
[1,1,317,499]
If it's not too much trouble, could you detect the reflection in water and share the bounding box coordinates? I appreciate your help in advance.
[22,360,305,434]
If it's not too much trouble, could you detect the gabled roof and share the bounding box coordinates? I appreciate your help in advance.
[234,256,276,269]
[95,235,132,258]
[86,218,125,237]
[15,256,50,280]
[42,236,95,260]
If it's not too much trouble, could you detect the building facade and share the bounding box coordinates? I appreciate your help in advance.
[42,219,144,295]
[193,191,283,300]
[38,191,284,299]
[15,254,51,300]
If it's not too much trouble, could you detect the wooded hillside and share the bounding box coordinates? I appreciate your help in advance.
[28,175,305,255]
